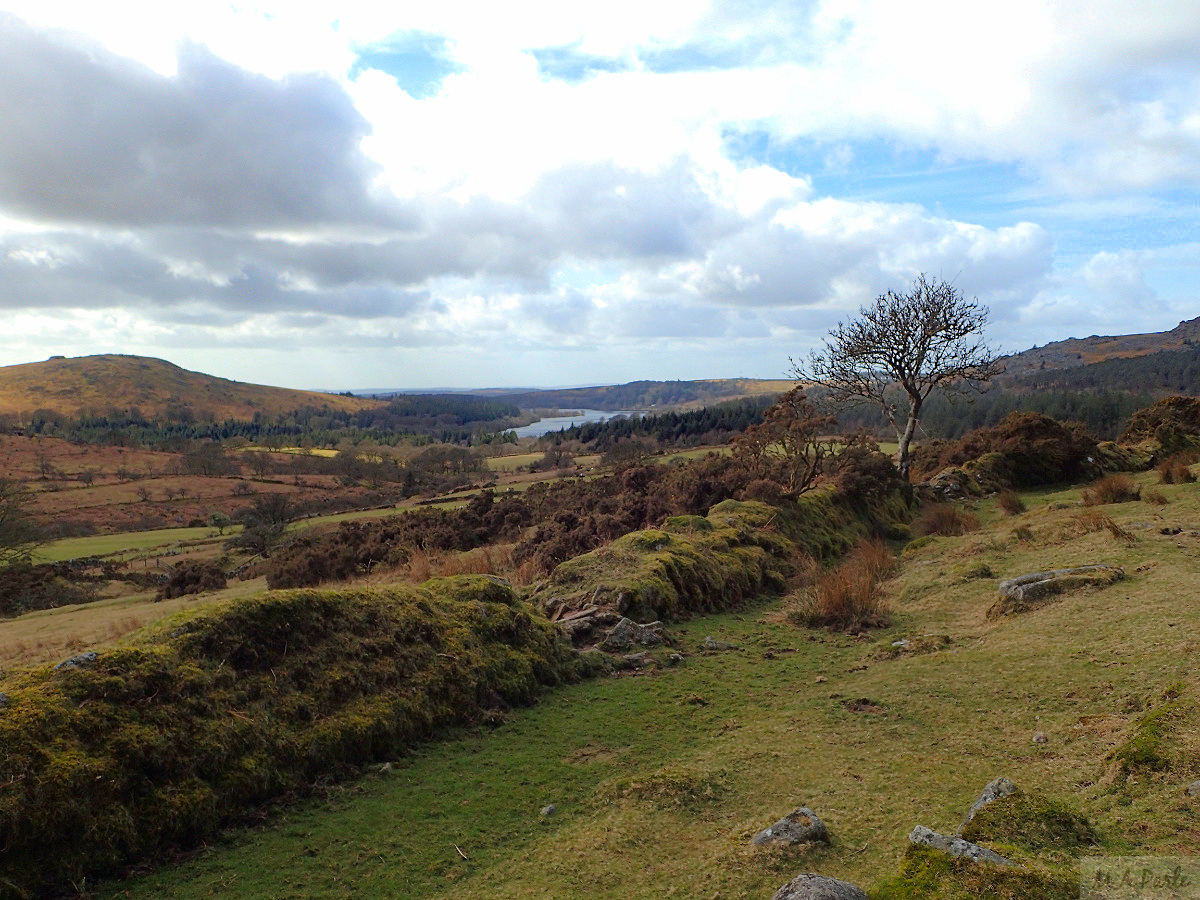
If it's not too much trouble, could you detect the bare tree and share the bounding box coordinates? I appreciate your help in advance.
[793,274,1002,480]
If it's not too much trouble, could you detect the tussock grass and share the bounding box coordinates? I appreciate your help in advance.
[788,538,894,632]
[914,503,979,536]
[1081,473,1141,505]
[1072,509,1137,545]
[1157,452,1198,484]
[996,490,1026,516]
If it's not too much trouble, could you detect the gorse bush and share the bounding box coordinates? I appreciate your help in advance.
[911,412,1097,488]
[1120,395,1200,452]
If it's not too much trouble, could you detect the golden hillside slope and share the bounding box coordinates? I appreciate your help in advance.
[0,354,384,421]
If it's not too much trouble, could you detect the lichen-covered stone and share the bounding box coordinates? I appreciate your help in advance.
[599,617,664,651]
[771,873,867,900]
[988,565,1124,618]
[753,808,830,846]
[957,777,1018,835]
[53,651,98,671]
[908,825,1013,866]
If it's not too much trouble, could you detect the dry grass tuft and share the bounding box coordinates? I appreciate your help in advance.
[403,545,517,583]
[788,538,894,632]
[1081,473,1141,506]
[1142,488,1169,506]
[997,490,1026,516]
[914,503,979,536]
[1072,510,1137,545]
[1157,453,1198,485]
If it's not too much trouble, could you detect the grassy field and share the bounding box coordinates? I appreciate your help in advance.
[32,525,231,563]
[98,465,1200,898]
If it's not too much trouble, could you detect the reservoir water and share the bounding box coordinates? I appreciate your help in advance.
[511,409,641,439]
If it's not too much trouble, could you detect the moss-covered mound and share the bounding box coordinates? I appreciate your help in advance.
[0,577,580,899]
[1108,683,1188,780]
[872,844,1078,900]
[958,790,1097,855]
[538,492,905,627]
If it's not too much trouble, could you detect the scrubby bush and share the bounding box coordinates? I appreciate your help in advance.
[1081,473,1141,505]
[0,564,101,617]
[156,559,228,600]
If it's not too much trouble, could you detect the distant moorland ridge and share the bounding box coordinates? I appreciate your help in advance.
[0,354,385,421]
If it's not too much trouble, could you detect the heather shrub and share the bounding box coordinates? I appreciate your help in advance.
[156,560,228,600]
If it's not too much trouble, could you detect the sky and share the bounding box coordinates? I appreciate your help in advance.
[0,1,1197,391]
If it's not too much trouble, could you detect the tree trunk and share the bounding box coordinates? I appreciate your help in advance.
[897,412,920,481]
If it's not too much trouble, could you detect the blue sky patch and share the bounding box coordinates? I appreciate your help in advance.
[529,43,632,83]
[351,32,463,98]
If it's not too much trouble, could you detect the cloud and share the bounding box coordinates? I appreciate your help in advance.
[0,16,405,230]
[0,3,1194,387]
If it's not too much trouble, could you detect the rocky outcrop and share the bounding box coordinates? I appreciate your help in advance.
[908,825,1013,866]
[599,617,665,652]
[753,808,829,846]
[54,651,98,671]
[770,874,867,900]
[957,777,1017,835]
[988,565,1124,618]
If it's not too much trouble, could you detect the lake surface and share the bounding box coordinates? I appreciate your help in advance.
[511,409,641,438]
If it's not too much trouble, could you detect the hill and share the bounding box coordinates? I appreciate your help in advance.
[486,378,793,411]
[1003,315,1200,374]
[0,354,383,422]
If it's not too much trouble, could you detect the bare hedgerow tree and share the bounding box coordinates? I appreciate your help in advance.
[732,387,838,497]
[793,274,1003,480]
